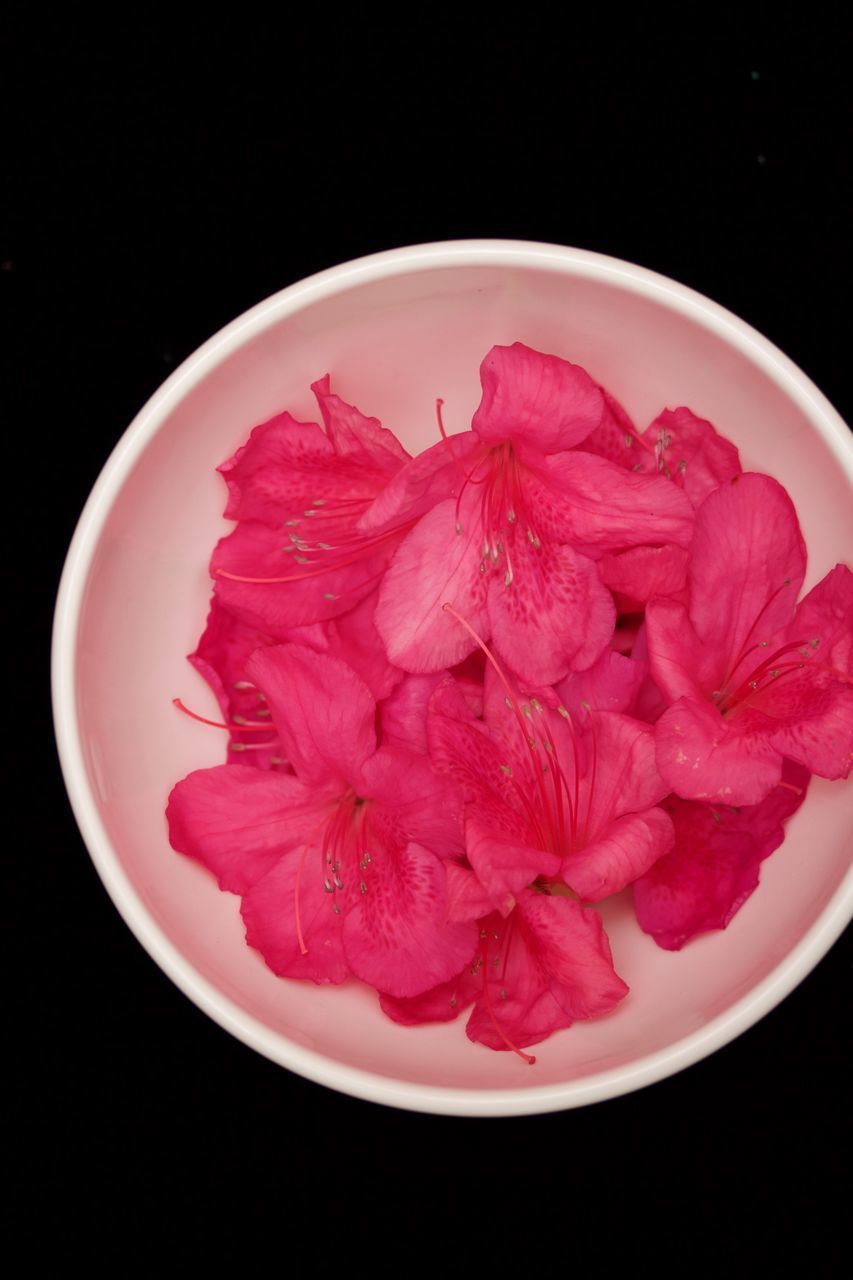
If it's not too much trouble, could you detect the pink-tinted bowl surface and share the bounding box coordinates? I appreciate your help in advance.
[52,240,853,1116]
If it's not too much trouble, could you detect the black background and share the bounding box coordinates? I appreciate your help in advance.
[5,12,850,1264]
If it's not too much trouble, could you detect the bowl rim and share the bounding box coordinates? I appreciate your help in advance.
[52,238,853,1116]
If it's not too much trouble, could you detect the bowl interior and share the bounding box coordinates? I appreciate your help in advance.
[66,254,853,1106]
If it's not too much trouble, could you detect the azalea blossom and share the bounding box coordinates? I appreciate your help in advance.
[211,377,427,632]
[178,589,403,769]
[380,891,628,1059]
[428,637,673,908]
[646,473,853,804]
[367,342,694,685]
[168,644,475,995]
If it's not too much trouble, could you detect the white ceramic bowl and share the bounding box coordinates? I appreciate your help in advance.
[52,240,853,1115]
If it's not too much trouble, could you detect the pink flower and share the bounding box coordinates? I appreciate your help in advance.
[633,761,810,949]
[429,659,673,906]
[179,591,403,768]
[380,892,628,1058]
[367,343,694,685]
[646,473,853,804]
[211,377,424,632]
[167,644,476,995]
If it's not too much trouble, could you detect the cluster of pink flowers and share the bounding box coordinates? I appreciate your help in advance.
[167,343,853,1061]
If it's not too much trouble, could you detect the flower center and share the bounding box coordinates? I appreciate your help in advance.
[712,638,817,716]
[442,604,591,858]
[705,576,851,716]
[293,787,373,954]
[453,441,542,588]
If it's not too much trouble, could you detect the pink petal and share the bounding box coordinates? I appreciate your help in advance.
[463,910,568,1053]
[358,434,480,534]
[634,762,810,949]
[515,891,628,1021]
[286,592,404,702]
[555,647,646,725]
[428,677,528,814]
[311,375,410,471]
[241,849,349,984]
[466,977,569,1053]
[598,543,689,612]
[687,474,806,675]
[450,650,488,717]
[381,658,485,756]
[644,600,718,704]
[629,622,669,724]
[379,966,479,1025]
[212,519,393,631]
[381,672,448,755]
[767,686,853,780]
[216,411,336,527]
[245,644,376,788]
[466,811,561,902]
[747,565,853,780]
[374,499,489,672]
[166,764,333,893]
[639,407,742,507]
[465,893,627,1051]
[359,746,465,858]
[479,669,574,810]
[342,840,478,998]
[562,806,674,901]
[487,537,615,684]
[472,343,604,452]
[445,862,512,922]
[530,451,694,552]
[788,563,853,662]
[580,712,670,834]
[654,696,784,805]
[576,388,647,466]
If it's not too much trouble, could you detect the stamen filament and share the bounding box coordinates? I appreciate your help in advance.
[293,841,312,955]
[581,724,598,846]
[215,524,415,585]
[172,698,274,731]
[719,580,799,689]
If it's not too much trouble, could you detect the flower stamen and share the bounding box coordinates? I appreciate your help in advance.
[480,933,535,1065]
[172,697,273,731]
